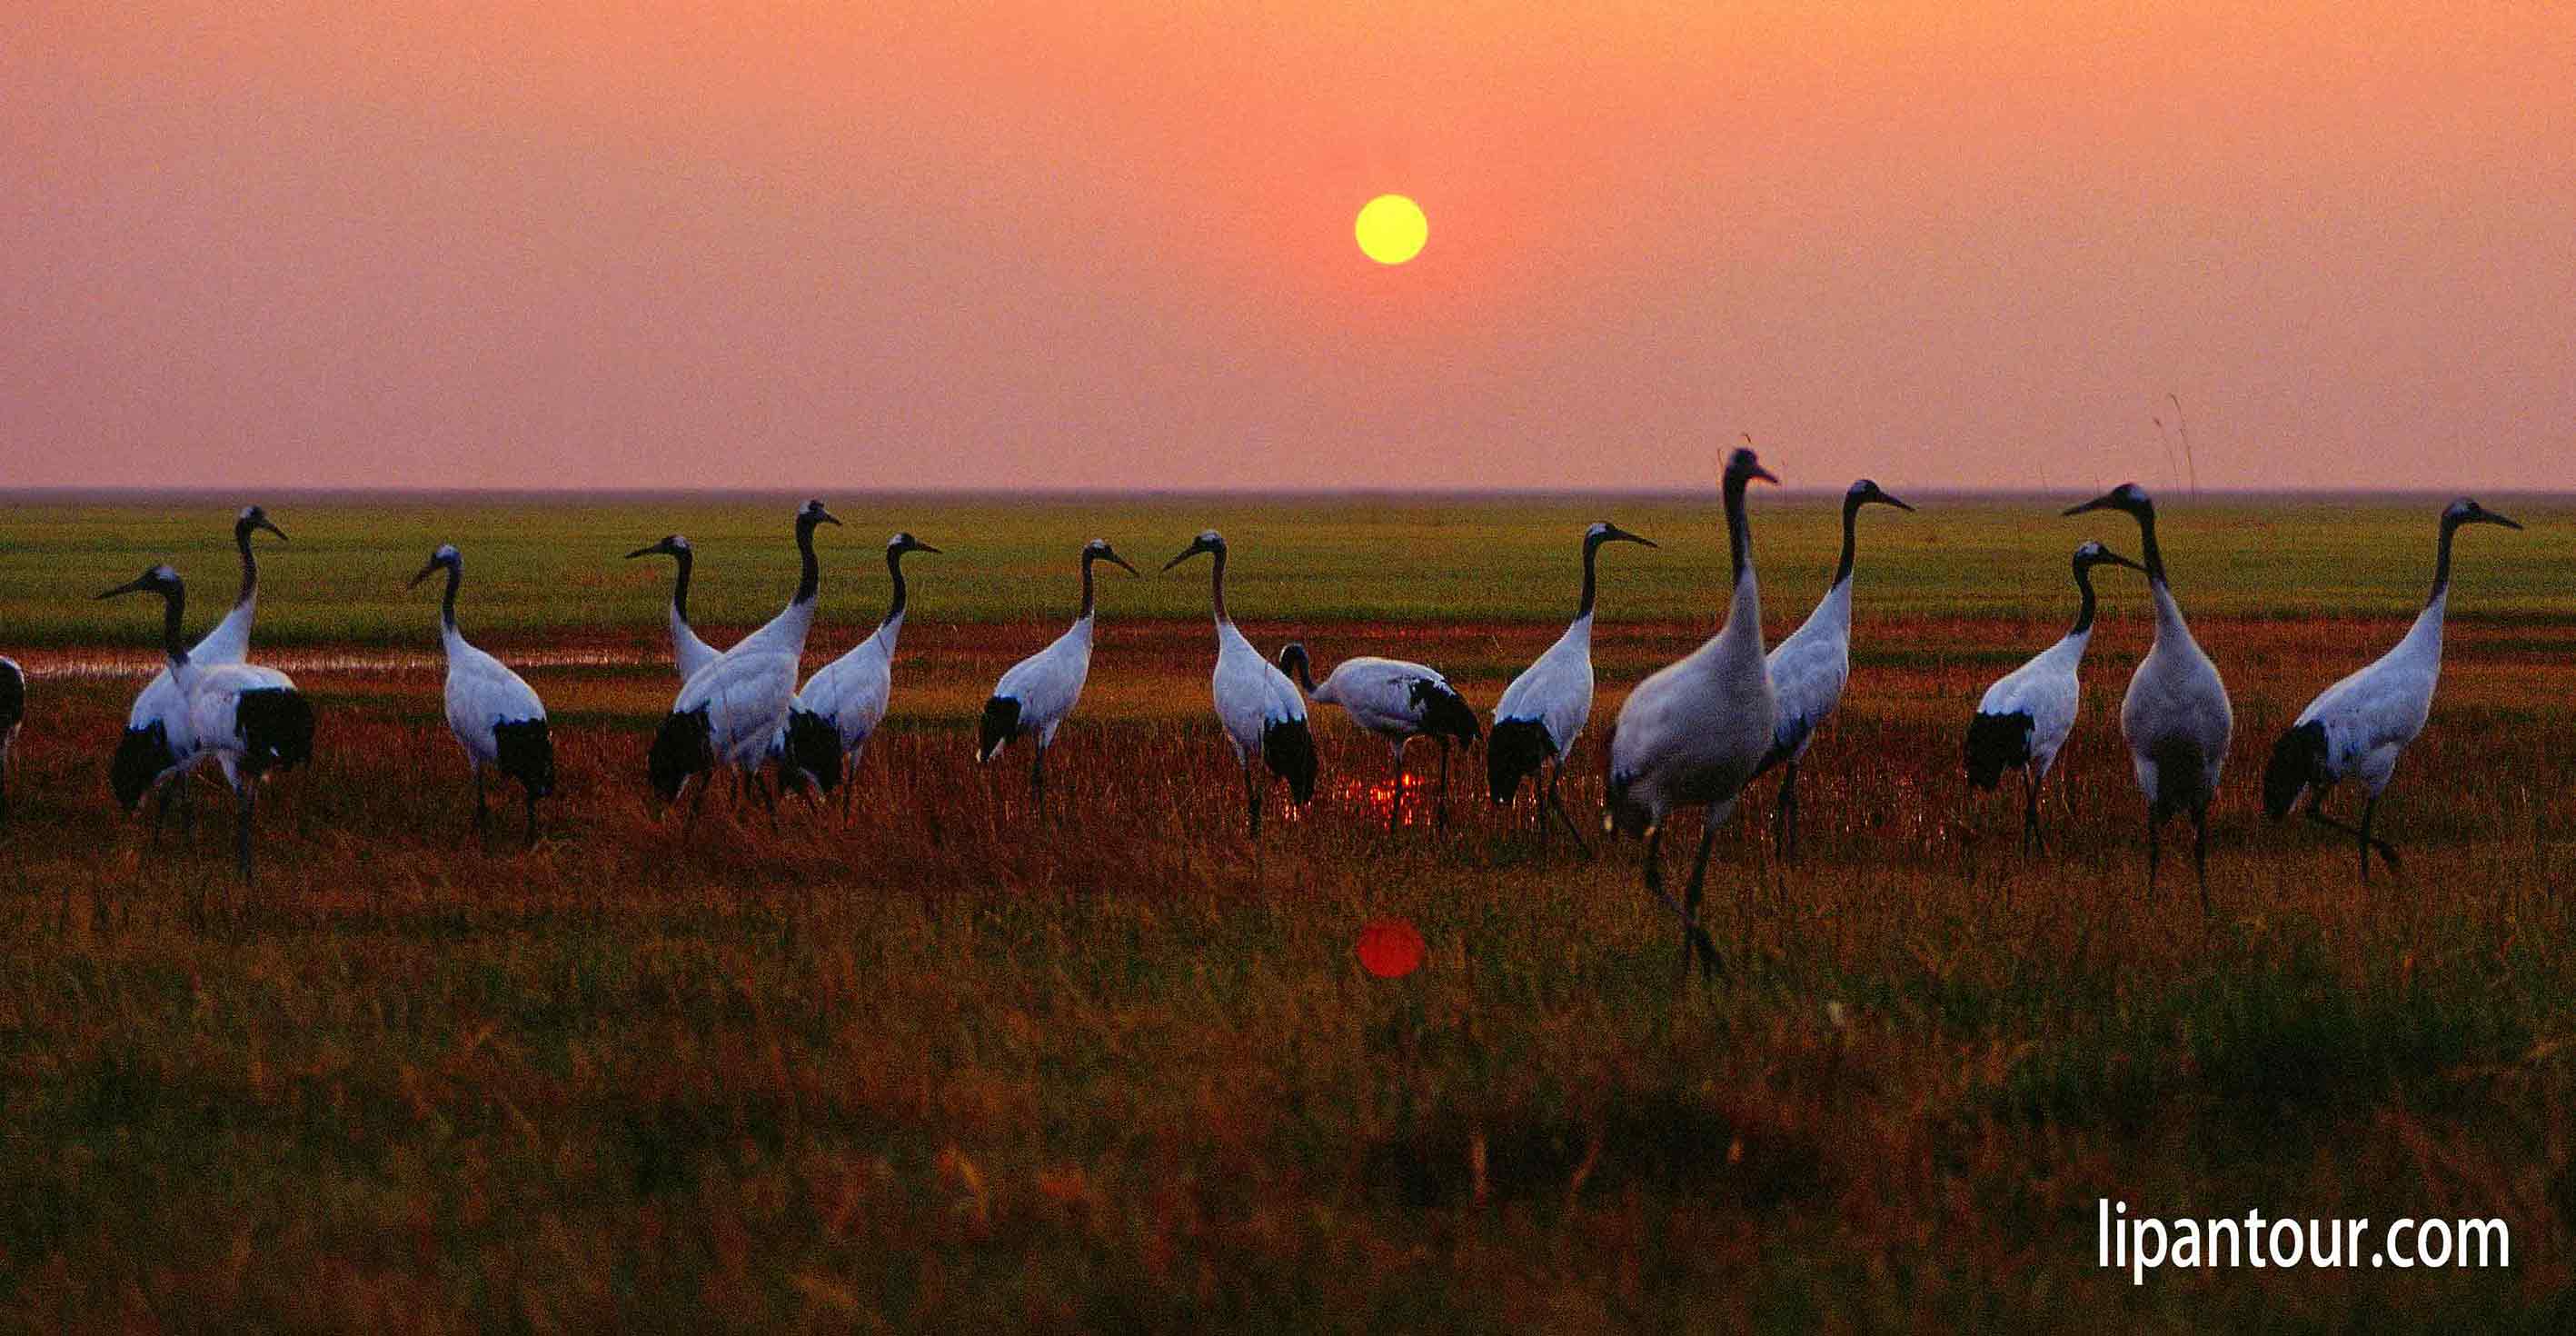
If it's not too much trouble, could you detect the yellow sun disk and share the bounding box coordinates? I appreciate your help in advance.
[1355,194,1427,265]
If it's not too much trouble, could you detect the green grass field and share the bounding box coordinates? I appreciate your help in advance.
[2,493,2572,1331]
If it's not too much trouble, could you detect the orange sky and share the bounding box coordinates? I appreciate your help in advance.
[5,2,2572,491]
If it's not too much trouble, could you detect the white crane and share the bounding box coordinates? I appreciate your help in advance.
[97,564,313,884]
[780,532,940,809]
[113,505,286,833]
[1602,447,1780,980]
[1277,646,1479,833]
[2064,484,2233,909]
[0,653,20,823]
[411,544,554,848]
[1164,531,1317,837]
[1756,479,1915,859]
[625,533,721,681]
[1487,521,1657,852]
[2262,498,2521,882]
[648,500,840,818]
[1964,541,2145,852]
[978,539,1140,813]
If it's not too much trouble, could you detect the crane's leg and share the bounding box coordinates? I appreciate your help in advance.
[2302,791,2400,880]
[1387,743,1405,835]
[754,769,781,833]
[1029,744,1048,820]
[2358,794,2380,885]
[1546,759,1593,858]
[472,763,490,837]
[523,784,541,850]
[234,781,256,888]
[1678,816,1725,981]
[1773,763,1801,862]
[1436,739,1452,831]
[1243,761,1261,840]
[2144,804,2163,899]
[2021,766,2042,856]
[686,771,711,825]
[2190,802,2212,916]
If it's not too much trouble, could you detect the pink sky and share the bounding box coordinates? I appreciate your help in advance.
[5,2,2572,492]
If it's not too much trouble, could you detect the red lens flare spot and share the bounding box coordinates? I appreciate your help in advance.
[1357,917,1426,979]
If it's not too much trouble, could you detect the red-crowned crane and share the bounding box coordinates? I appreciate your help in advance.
[114,505,286,833]
[1276,646,1479,833]
[2064,484,2233,910]
[1964,541,2145,852]
[1487,521,1657,852]
[1603,448,1780,980]
[97,564,313,884]
[978,539,1139,814]
[411,545,554,848]
[648,500,840,819]
[625,533,721,681]
[782,532,940,809]
[1164,531,1317,837]
[1755,479,1915,859]
[0,654,20,823]
[2262,498,2521,882]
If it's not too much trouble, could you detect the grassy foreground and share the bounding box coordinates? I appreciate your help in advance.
[2,493,2573,1331]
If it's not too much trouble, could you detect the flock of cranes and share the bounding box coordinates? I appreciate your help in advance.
[0,465,2528,977]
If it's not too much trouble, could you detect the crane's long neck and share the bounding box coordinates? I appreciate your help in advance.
[1286,654,1318,693]
[1832,494,1863,589]
[1576,533,1605,619]
[439,562,462,634]
[1721,472,1763,650]
[2068,562,2100,637]
[1077,551,1100,621]
[883,547,910,627]
[1208,546,1230,625]
[670,547,694,628]
[233,523,259,611]
[792,519,822,607]
[2133,503,2169,588]
[155,586,190,677]
[2427,515,2464,609]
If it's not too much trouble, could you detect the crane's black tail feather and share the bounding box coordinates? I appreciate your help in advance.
[2263,720,2329,820]
[977,696,1021,763]
[492,717,556,798]
[1408,679,1482,749]
[1487,718,1554,803]
[1264,717,1318,804]
[648,705,713,803]
[233,688,313,776]
[112,720,174,813]
[783,708,840,793]
[2149,734,2213,813]
[1964,711,2033,791]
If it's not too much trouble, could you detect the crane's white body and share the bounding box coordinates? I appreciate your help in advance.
[1214,620,1308,763]
[1607,571,1777,830]
[1976,623,2091,784]
[1494,613,1593,761]
[677,596,818,773]
[667,603,721,683]
[2121,581,2233,807]
[800,608,900,754]
[1764,578,1849,769]
[2287,593,2442,798]
[990,613,1092,753]
[1308,656,1454,747]
[440,623,546,769]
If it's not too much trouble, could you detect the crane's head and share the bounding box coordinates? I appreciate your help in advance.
[1274,642,1314,691]
[1722,448,1779,490]
[888,532,941,557]
[97,564,183,601]
[1083,538,1140,575]
[409,543,462,589]
[1846,479,1915,513]
[2442,498,2521,533]
[625,533,691,561]
[797,499,842,531]
[1584,520,1657,549]
[2072,540,2145,574]
[2063,483,2152,520]
[235,505,287,543]
[1163,530,1226,571]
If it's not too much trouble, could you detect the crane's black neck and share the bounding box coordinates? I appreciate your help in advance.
[883,546,911,626]
[1078,550,1101,620]
[439,561,462,633]
[1576,532,1606,619]
[669,547,694,627]
[1833,493,1864,588]
[1208,546,1230,624]
[2429,513,2465,608]
[1723,472,1755,590]
[233,521,260,609]
[792,517,823,606]
[2069,561,2100,637]
[154,584,189,671]
[1284,651,1317,693]
[2131,503,2168,587]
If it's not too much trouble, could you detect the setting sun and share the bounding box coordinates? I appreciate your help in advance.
[1354,194,1427,265]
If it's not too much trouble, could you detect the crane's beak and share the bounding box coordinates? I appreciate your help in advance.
[407,561,442,589]
[2063,491,2121,517]
[1877,493,1917,513]
[1106,552,1140,576]
[2483,512,2524,531]
[2100,551,2147,573]
[256,519,288,542]
[1162,545,1204,571]
[815,508,843,528]
[1605,523,1657,548]
[624,543,661,560]
[1747,463,1780,486]
[913,541,943,554]
[95,577,149,600]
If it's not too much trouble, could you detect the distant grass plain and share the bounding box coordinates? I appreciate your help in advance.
[3,492,2572,1330]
